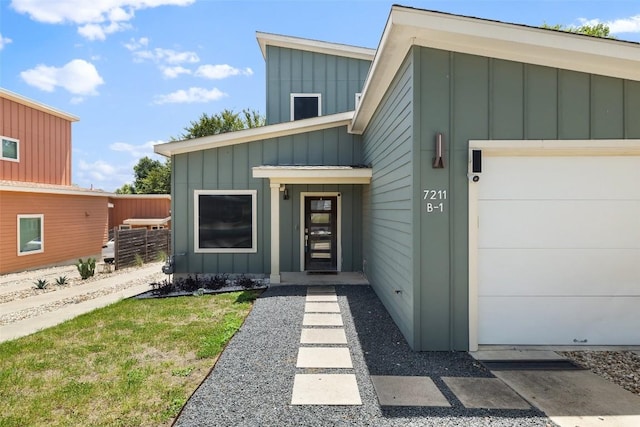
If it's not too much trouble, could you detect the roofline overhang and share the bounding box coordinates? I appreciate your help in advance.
[256,31,376,61]
[0,182,109,197]
[0,88,80,122]
[350,6,640,134]
[252,165,372,184]
[154,111,355,157]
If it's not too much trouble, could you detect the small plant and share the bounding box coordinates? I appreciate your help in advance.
[150,279,175,295]
[76,258,96,280]
[134,253,144,267]
[156,250,168,263]
[204,273,228,290]
[33,279,48,289]
[235,274,255,290]
[171,366,194,377]
[55,276,68,286]
[182,274,200,292]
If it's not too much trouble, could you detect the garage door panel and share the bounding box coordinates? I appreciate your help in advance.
[480,157,640,200]
[479,296,640,345]
[479,248,640,296]
[479,200,640,248]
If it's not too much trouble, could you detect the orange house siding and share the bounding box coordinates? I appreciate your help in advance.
[0,191,109,274]
[109,196,171,229]
[0,96,73,185]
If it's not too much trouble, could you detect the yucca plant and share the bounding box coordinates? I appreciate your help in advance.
[55,276,68,286]
[33,279,48,289]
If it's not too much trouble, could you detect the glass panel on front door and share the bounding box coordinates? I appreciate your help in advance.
[304,196,337,271]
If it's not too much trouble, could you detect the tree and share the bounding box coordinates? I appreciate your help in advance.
[176,108,265,140]
[115,157,171,194]
[541,22,615,38]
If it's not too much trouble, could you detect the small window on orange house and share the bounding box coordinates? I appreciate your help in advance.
[2,136,19,162]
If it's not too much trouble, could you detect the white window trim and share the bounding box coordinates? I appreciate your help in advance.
[299,192,342,272]
[17,214,44,256]
[194,189,258,253]
[355,92,362,110]
[290,93,322,121]
[1,136,19,162]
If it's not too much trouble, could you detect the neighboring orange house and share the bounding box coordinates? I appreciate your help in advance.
[0,88,170,274]
[108,194,171,231]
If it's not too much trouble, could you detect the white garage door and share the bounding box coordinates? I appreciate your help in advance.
[477,155,640,345]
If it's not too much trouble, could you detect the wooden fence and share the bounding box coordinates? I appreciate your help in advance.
[114,228,171,270]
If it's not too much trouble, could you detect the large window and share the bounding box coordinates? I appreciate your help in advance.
[194,190,257,253]
[2,136,19,162]
[290,93,322,121]
[18,214,44,255]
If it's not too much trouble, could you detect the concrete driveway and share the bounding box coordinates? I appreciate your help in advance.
[471,348,640,427]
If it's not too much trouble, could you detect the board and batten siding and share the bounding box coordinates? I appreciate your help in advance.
[265,46,371,125]
[361,54,417,348]
[0,191,108,274]
[414,46,640,351]
[171,126,363,276]
[0,96,72,185]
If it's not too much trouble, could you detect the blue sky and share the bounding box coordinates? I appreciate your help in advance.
[1,0,639,191]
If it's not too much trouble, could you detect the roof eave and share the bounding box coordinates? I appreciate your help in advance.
[351,6,640,134]
[256,31,376,61]
[0,88,80,122]
[154,111,355,157]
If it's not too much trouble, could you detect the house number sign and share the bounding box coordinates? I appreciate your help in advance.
[423,189,447,213]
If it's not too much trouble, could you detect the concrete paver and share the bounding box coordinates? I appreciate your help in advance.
[300,328,347,344]
[305,286,336,293]
[442,377,530,409]
[305,294,338,302]
[303,313,343,326]
[494,369,640,427]
[291,374,362,405]
[370,376,451,407]
[470,349,563,361]
[304,302,341,313]
[296,347,353,368]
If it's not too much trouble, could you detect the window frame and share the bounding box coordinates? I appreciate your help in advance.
[194,189,258,254]
[355,92,362,110]
[1,136,19,162]
[17,214,44,256]
[290,93,322,121]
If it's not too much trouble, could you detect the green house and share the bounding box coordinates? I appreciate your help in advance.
[155,6,640,351]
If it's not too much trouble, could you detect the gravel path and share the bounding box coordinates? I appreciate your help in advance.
[561,350,640,396]
[175,285,555,427]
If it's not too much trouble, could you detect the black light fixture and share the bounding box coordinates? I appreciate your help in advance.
[433,133,445,168]
[283,186,289,200]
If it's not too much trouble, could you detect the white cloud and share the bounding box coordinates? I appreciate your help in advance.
[162,66,191,79]
[78,21,131,41]
[11,0,195,40]
[153,87,227,104]
[20,59,104,95]
[579,15,640,35]
[109,140,161,158]
[133,47,199,64]
[124,37,149,51]
[195,64,253,80]
[0,33,12,50]
[77,158,133,190]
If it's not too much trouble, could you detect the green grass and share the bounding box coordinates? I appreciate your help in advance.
[0,290,260,427]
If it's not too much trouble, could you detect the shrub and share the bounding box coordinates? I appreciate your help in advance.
[235,274,255,289]
[150,279,175,295]
[77,258,96,280]
[156,251,168,263]
[33,279,48,289]
[204,273,228,290]
[55,276,68,286]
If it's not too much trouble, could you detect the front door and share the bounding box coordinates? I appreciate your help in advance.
[304,196,338,271]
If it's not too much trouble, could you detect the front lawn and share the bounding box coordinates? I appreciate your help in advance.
[0,290,260,427]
